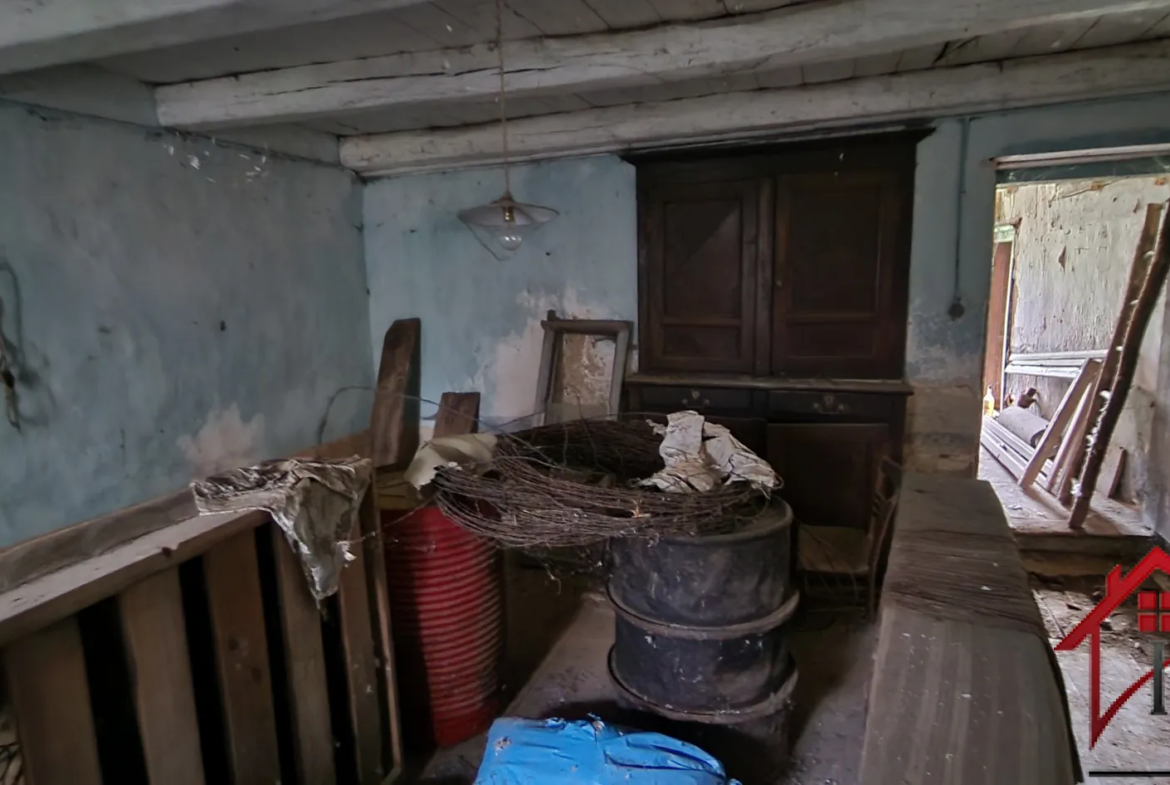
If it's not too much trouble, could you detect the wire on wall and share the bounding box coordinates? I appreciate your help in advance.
[948,117,971,321]
[0,295,19,431]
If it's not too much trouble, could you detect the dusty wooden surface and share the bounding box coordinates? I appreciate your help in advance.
[860,473,1080,785]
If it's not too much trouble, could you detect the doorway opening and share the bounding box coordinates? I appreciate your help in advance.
[977,157,1168,540]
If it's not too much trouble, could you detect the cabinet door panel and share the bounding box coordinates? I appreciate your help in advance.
[766,423,889,530]
[642,179,758,372]
[772,172,905,378]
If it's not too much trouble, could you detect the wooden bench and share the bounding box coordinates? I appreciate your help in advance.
[860,473,1081,784]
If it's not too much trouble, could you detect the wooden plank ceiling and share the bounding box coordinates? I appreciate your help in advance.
[139,2,1170,137]
[6,0,1166,173]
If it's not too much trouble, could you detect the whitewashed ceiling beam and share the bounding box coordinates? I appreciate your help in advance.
[156,0,1170,129]
[338,40,1170,175]
[0,0,427,76]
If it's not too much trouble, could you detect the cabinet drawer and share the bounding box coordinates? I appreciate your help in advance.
[637,385,754,414]
[768,390,895,419]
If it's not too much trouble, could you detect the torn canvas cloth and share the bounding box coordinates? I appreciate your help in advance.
[192,456,373,601]
[641,411,779,494]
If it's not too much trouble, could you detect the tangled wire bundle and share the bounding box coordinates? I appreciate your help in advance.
[428,417,770,548]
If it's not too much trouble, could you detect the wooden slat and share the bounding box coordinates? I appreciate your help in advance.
[506,0,607,34]
[434,392,481,437]
[371,318,421,470]
[0,508,267,648]
[1003,363,1081,379]
[1048,386,1096,498]
[1019,359,1099,488]
[358,490,403,783]
[204,532,281,785]
[4,618,102,785]
[1097,446,1127,499]
[119,569,205,785]
[271,526,335,785]
[336,545,384,784]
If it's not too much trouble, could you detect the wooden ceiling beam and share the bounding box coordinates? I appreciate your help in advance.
[0,0,427,76]
[155,0,1170,130]
[338,40,1170,175]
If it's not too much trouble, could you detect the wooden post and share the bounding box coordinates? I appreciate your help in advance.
[362,318,423,783]
[370,319,421,470]
[1069,204,1169,529]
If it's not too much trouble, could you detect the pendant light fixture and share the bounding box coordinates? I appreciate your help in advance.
[457,0,557,254]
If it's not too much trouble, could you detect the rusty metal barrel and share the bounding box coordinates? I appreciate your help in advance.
[607,499,798,728]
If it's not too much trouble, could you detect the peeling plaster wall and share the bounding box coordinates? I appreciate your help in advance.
[905,94,1170,480]
[0,101,371,547]
[363,156,637,435]
[997,177,1170,502]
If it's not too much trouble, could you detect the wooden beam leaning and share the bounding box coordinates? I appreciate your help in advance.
[1069,203,1170,529]
[339,40,1170,175]
[362,318,424,784]
[1018,359,1100,489]
[157,0,1170,129]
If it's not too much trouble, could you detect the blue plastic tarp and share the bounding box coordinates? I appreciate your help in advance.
[473,717,739,785]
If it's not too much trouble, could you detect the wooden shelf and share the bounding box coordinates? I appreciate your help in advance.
[626,372,913,395]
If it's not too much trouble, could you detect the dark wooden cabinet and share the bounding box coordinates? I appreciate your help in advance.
[772,172,906,378]
[629,132,920,532]
[765,423,890,530]
[641,178,760,373]
[637,134,915,380]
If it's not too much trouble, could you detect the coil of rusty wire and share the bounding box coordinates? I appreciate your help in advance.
[427,417,771,548]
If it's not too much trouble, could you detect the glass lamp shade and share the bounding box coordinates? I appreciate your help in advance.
[458,193,558,253]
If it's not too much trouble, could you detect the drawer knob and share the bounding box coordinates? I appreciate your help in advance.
[812,394,848,414]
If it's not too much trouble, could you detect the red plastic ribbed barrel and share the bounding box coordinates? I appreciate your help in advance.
[382,506,504,748]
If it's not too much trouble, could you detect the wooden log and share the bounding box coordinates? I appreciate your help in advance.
[158,0,1170,130]
[371,319,421,470]
[339,41,1170,175]
[3,618,103,785]
[1070,204,1170,529]
[204,532,281,784]
[270,525,335,785]
[119,569,206,785]
[997,406,1049,448]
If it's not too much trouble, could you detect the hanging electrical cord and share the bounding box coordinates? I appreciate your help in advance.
[0,294,19,432]
[496,0,510,196]
[948,117,971,320]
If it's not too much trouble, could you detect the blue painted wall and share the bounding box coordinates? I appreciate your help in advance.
[364,156,637,430]
[0,102,372,546]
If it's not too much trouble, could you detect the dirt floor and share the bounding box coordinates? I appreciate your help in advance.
[421,557,874,785]
[979,447,1151,540]
[1034,569,1170,782]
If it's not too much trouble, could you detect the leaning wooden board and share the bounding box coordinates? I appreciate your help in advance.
[859,474,1081,785]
